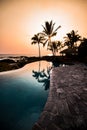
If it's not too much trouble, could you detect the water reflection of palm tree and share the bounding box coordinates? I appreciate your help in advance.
[32,60,41,79]
[38,67,52,90]
[32,66,52,90]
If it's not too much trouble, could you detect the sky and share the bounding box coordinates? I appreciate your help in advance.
[0,0,87,56]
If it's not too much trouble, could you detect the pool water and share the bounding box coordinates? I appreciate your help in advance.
[0,61,51,130]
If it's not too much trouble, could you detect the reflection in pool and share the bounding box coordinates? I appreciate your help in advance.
[0,61,52,130]
[32,66,52,91]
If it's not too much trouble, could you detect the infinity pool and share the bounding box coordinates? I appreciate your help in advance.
[0,61,52,130]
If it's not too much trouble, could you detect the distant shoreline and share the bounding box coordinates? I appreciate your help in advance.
[0,55,87,72]
[0,56,41,72]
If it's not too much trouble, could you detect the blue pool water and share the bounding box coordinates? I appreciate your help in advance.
[0,61,51,130]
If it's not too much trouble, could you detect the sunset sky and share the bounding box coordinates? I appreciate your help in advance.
[0,0,87,56]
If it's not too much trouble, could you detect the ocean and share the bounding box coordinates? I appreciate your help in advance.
[0,54,35,58]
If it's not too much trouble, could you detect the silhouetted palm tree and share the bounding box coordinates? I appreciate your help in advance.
[48,41,61,56]
[31,33,45,57]
[64,30,81,48]
[41,20,61,49]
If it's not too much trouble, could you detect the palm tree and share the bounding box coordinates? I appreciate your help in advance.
[31,33,45,57]
[41,20,61,49]
[48,41,61,56]
[64,30,81,48]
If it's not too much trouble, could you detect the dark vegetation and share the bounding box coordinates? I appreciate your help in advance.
[0,55,87,72]
[31,20,87,66]
[31,20,87,59]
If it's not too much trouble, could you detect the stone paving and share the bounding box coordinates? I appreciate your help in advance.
[32,63,87,130]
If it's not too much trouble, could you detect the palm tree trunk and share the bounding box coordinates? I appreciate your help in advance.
[47,36,51,49]
[53,49,55,56]
[53,50,56,56]
[38,43,41,58]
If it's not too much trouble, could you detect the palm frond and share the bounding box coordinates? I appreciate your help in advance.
[50,20,52,27]
[51,32,57,37]
[43,39,48,47]
[46,21,51,34]
[51,22,55,33]
[42,25,47,33]
[31,41,37,44]
[54,25,61,32]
